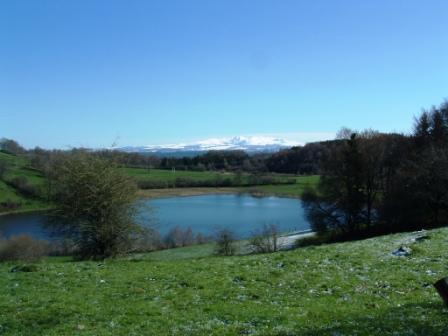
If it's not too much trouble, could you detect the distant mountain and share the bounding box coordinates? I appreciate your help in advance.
[115,136,300,156]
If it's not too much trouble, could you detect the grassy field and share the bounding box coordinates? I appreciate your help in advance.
[131,168,319,198]
[122,168,224,182]
[0,227,447,335]
[0,152,48,213]
[246,175,320,197]
[123,167,301,188]
[123,167,226,183]
[136,175,319,199]
[0,151,319,214]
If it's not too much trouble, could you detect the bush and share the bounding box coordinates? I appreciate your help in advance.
[9,176,39,197]
[214,229,236,256]
[247,224,279,254]
[164,226,195,248]
[0,199,21,210]
[130,227,163,252]
[0,235,50,262]
[137,180,169,189]
[295,234,328,247]
[195,233,212,245]
[52,153,139,260]
[46,239,78,256]
[174,177,198,188]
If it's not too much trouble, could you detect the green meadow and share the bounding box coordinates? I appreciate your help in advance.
[0,151,319,214]
[123,167,225,183]
[0,152,48,214]
[247,175,320,197]
[0,227,447,335]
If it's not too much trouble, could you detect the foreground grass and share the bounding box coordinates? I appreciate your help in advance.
[1,228,447,335]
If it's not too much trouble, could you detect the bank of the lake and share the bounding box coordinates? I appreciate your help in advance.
[135,174,319,200]
[137,187,242,199]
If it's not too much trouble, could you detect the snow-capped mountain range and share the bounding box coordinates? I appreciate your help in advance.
[116,136,300,155]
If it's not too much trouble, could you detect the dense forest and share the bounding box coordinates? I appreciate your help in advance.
[302,100,448,242]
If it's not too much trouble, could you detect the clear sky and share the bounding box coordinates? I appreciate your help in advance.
[1,0,447,149]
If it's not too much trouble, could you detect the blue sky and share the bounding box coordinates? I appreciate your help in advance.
[1,0,447,149]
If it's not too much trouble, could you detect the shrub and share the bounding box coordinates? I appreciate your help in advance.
[0,199,21,210]
[247,224,279,254]
[195,233,212,245]
[0,235,50,262]
[47,239,78,256]
[137,180,169,189]
[164,226,195,248]
[52,153,139,260]
[214,229,236,256]
[9,176,39,197]
[174,177,197,188]
[130,227,163,252]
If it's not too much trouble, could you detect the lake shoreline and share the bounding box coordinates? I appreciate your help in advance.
[0,187,303,217]
[0,207,54,218]
[137,186,303,200]
[137,187,242,199]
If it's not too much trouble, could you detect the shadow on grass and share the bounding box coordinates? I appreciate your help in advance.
[299,302,448,336]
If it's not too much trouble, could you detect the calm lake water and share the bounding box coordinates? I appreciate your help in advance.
[0,194,309,240]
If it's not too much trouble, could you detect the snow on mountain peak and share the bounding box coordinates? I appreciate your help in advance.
[117,135,300,154]
[195,136,297,148]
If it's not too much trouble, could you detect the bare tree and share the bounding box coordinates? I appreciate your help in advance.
[247,223,279,253]
[215,229,236,256]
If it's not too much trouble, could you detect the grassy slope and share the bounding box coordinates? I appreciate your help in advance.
[0,152,48,213]
[1,228,447,335]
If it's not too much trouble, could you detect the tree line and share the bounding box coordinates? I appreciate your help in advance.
[2,139,346,176]
[302,100,448,242]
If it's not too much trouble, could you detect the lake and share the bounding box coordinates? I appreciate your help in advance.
[0,194,310,240]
